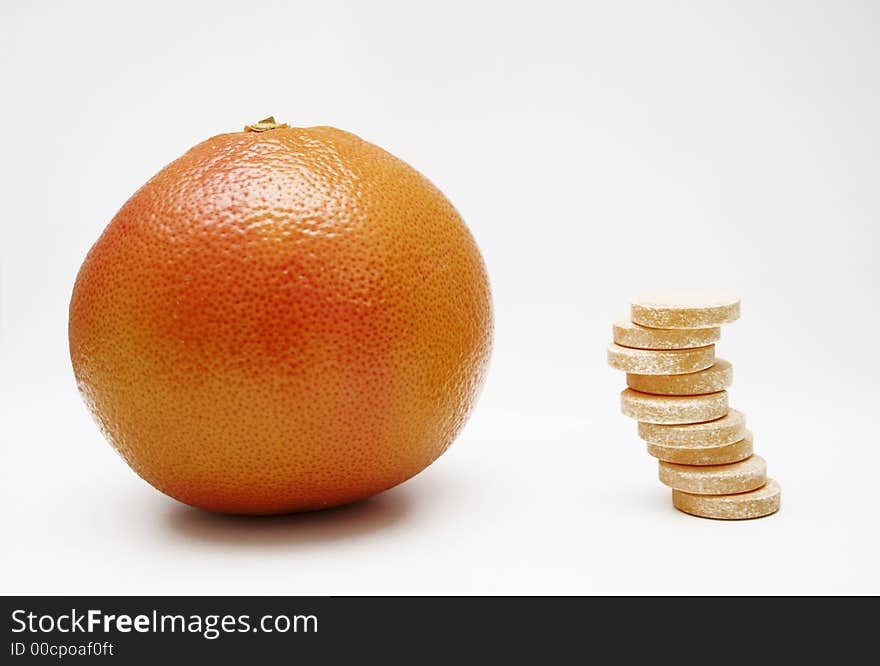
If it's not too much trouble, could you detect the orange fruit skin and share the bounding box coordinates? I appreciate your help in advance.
[69,125,492,514]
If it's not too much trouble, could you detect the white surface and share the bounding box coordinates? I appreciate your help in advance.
[2,0,878,595]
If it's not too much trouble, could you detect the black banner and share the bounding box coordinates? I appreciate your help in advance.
[1,596,873,662]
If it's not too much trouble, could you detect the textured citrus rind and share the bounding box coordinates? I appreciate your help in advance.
[69,125,492,514]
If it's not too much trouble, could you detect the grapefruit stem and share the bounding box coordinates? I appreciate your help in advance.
[244,116,289,132]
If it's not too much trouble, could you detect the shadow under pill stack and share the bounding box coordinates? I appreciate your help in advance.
[607,289,781,520]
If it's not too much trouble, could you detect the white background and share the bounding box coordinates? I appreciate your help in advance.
[2,0,878,595]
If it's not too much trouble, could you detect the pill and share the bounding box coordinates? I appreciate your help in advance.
[639,408,746,447]
[626,359,733,396]
[620,388,728,424]
[647,431,754,465]
[631,289,740,329]
[612,318,720,350]
[659,454,767,495]
[607,343,715,375]
[672,478,781,520]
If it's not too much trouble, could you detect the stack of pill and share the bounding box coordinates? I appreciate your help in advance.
[607,289,780,519]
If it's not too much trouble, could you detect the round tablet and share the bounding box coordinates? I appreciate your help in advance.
[626,359,733,396]
[612,318,720,350]
[638,409,745,447]
[620,389,728,424]
[672,478,781,520]
[647,431,754,465]
[659,455,767,495]
[607,343,715,375]
[631,289,740,329]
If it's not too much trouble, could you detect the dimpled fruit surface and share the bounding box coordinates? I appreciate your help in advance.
[69,121,493,514]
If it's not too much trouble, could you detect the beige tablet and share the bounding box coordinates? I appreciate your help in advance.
[620,389,728,424]
[631,289,740,329]
[638,409,746,447]
[612,318,720,350]
[647,431,754,465]
[626,359,733,396]
[607,343,715,375]
[659,455,767,495]
[672,478,781,520]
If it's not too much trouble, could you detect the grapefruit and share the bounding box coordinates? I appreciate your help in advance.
[69,117,492,514]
